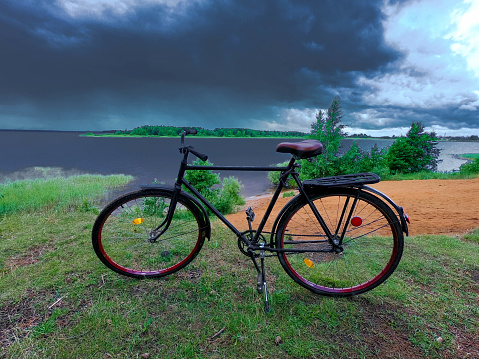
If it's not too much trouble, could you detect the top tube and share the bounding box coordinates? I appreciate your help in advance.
[185,164,290,172]
[179,130,296,172]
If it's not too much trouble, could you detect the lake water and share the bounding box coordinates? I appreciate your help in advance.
[1,131,478,197]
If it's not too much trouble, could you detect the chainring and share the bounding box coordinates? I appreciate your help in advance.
[238,230,266,257]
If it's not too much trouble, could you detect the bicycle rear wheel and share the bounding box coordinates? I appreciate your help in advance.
[92,189,207,278]
[276,188,403,296]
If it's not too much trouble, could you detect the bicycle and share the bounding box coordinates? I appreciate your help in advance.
[92,129,409,312]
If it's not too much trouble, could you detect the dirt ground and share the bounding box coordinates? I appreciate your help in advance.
[226,177,479,236]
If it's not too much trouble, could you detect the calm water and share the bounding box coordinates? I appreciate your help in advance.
[1,131,478,196]
[0,131,294,196]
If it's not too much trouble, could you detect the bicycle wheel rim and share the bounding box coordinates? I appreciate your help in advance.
[278,190,402,295]
[95,192,204,277]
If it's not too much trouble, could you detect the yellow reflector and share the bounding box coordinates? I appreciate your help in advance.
[304,258,314,268]
[132,218,145,225]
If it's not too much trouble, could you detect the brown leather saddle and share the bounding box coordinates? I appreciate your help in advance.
[276,140,323,159]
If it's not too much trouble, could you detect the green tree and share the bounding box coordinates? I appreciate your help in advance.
[310,96,346,157]
[269,96,390,185]
[301,96,346,178]
[387,122,440,173]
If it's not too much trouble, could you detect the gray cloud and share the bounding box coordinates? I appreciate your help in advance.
[0,0,477,134]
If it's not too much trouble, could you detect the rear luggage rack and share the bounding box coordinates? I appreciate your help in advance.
[303,172,380,188]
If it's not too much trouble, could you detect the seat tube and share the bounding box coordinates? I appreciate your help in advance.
[296,179,335,241]
[338,190,361,244]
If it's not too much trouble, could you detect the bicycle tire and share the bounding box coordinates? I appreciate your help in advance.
[92,189,207,278]
[276,187,403,296]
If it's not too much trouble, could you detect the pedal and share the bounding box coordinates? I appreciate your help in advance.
[245,207,255,222]
[245,207,255,231]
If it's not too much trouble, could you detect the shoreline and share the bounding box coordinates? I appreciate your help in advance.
[81,134,306,139]
[1,128,479,142]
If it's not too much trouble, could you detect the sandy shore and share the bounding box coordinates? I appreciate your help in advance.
[226,177,479,236]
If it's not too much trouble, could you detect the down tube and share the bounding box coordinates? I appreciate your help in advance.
[180,179,243,237]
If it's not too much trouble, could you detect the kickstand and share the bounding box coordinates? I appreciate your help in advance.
[260,256,270,313]
[249,244,270,313]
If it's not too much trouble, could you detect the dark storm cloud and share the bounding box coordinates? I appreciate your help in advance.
[0,0,411,130]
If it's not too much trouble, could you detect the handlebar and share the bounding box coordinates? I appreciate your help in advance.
[180,129,208,161]
[188,147,208,161]
[180,129,196,147]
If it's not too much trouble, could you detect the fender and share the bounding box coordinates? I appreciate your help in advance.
[140,184,211,240]
[362,185,409,236]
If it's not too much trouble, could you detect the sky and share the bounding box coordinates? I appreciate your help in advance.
[0,0,478,136]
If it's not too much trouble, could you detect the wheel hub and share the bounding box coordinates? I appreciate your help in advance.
[332,236,343,253]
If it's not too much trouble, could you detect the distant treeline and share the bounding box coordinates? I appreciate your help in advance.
[85,126,479,141]
[347,133,398,139]
[437,135,479,142]
[347,133,479,141]
[87,125,307,138]
[348,133,479,141]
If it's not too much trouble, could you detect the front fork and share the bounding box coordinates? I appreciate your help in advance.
[149,145,194,242]
[148,185,181,242]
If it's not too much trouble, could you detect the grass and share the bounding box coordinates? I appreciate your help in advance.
[0,170,133,215]
[1,175,478,358]
[381,170,479,181]
[461,153,479,160]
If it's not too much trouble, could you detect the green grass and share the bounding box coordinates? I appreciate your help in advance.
[0,171,133,215]
[460,153,479,160]
[381,170,479,181]
[0,176,478,358]
[463,228,479,244]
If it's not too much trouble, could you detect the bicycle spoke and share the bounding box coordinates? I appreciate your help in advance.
[92,190,205,278]
[277,188,403,296]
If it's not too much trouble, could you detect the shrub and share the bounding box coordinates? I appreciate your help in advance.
[184,159,244,214]
[184,159,220,202]
[215,176,245,214]
[283,191,295,198]
[459,158,479,175]
[267,161,297,187]
[386,122,440,173]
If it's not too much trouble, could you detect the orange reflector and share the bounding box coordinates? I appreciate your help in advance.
[304,258,314,268]
[351,216,362,227]
[132,218,145,225]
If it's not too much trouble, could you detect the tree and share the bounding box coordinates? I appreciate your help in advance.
[301,96,347,178]
[310,96,346,157]
[386,122,440,173]
[269,96,391,184]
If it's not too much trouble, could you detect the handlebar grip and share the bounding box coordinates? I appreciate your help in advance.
[190,148,208,161]
[184,128,197,135]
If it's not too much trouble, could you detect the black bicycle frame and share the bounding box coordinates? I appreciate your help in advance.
[154,144,354,253]
[181,156,295,246]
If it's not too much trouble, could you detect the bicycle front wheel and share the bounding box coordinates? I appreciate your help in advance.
[92,189,207,278]
[276,188,403,296]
